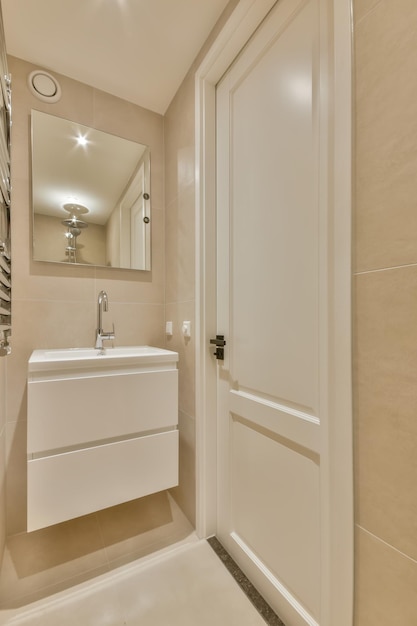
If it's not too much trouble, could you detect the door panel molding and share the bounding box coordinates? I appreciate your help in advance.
[231,532,319,626]
[229,390,321,453]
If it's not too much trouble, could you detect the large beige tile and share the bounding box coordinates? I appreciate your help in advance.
[97,493,173,548]
[6,341,33,426]
[93,88,163,147]
[14,261,96,303]
[8,57,95,129]
[0,573,125,625]
[165,184,196,304]
[6,299,96,432]
[165,300,195,418]
[0,359,5,434]
[0,538,263,626]
[101,493,193,569]
[120,540,266,626]
[99,301,165,347]
[11,298,96,352]
[355,526,417,626]
[354,266,417,559]
[0,513,108,608]
[353,0,382,23]
[355,0,417,272]
[0,429,6,567]
[5,421,27,535]
[164,72,195,203]
[5,515,104,579]
[170,410,196,526]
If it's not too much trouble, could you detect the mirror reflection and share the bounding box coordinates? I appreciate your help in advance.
[31,110,151,270]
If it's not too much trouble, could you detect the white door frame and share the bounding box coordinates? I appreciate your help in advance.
[194,1,353,623]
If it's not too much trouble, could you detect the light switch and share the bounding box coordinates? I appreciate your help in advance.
[182,321,191,338]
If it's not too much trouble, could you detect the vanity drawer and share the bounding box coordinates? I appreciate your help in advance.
[27,430,179,532]
[28,368,178,453]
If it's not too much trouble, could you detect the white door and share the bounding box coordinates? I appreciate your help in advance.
[215,1,341,624]
[130,193,145,268]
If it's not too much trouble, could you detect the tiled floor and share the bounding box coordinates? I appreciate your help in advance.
[0,537,268,625]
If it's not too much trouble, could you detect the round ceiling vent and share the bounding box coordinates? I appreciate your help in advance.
[28,70,62,103]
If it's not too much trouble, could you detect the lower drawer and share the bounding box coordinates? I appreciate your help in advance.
[27,430,178,532]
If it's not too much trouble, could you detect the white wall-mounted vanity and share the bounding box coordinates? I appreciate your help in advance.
[27,346,179,531]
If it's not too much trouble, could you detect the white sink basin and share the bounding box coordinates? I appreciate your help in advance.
[29,345,178,371]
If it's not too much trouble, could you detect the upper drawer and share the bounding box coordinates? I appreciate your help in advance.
[28,369,178,454]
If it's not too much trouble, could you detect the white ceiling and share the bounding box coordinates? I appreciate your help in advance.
[1,0,231,114]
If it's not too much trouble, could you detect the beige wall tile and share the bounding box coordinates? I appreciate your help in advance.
[354,0,417,620]
[165,184,195,305]
[0,362,5,561]
[164,72,195,202]
[165,300,195,419]
[102,494,193,571]
[354,0,417,272]
[97,492,173,548]
[8,57,95,129]
[7,300,98,429]
[5,421,27,535]
[170,410,196,526]
[0,513,108,606]
[0,358,5,434]
[355,526,417,626]
[354,266,417,560]
[96,492,192,565]
[0,429,5,567]
[0,361,5,562]
[353,0,382,24]
[102,301,165,347]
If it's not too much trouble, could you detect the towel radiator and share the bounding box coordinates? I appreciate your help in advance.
[0,8,11,356]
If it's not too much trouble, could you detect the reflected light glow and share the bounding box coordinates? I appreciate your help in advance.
[76,134,88,147]
[287,74,311,106]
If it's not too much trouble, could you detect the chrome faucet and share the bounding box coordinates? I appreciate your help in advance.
[95,290,115,349]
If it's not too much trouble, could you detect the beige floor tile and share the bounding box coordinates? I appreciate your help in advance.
[0,538,266,625]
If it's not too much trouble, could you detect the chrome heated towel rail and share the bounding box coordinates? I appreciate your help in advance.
[0,8,11,356]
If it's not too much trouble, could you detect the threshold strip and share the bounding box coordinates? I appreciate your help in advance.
[207,536,286,626]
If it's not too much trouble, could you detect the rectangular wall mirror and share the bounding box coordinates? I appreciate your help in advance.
[31,110,151,270]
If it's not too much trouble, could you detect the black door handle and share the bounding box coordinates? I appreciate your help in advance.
[210,335,226,360]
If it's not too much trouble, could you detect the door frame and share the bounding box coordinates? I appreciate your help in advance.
[194,1,353,623]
